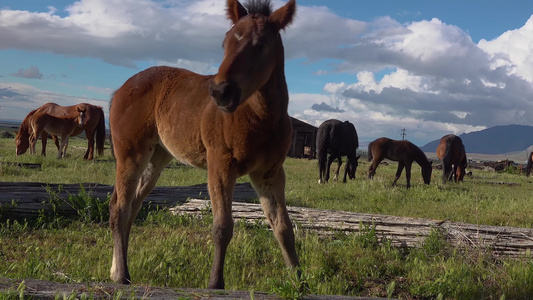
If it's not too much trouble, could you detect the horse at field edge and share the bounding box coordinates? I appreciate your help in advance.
[15,102,105,160]
[316,119,360,183]
[526,151,533,176]
[108,0,299,289]
[436,134,467,183]
[367,137,433,188]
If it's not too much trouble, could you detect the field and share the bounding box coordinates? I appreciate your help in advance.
[1,130,533,299]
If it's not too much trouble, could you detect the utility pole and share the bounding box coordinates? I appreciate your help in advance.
[401,128,407,140]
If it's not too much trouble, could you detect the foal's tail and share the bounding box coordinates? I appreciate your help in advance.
[527,152,533,177]
[95,106,106,156]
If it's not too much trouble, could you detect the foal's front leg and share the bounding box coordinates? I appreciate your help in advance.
[207,160,237,289]
[392,161,405,187]
[29,133,37,155]
[404,162,413,188]
[58,135,69,159]
[40,131,48,156]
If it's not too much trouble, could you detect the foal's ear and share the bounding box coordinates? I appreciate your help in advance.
[227,0,247,24]
[270,0,296,30]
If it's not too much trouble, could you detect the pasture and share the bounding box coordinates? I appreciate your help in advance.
[1,134,533,299]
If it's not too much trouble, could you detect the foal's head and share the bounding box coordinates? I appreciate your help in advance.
[15,111,35,155]
[422,160,433,185]
[209,0,296,112]
[15,132,29,156]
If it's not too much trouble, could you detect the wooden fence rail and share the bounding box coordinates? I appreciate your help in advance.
[171,199,533,257]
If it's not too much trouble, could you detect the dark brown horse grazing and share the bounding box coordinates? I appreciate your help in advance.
[108,0,299,289]
[316,119,360,183]
[436,134,467,183]
[367,137,432,188]
[15,102,105,160]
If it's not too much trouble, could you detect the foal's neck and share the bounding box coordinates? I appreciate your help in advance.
[253,53,289,119]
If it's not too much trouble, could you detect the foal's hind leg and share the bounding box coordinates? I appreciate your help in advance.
[109,144,173,284]
[84,129,96,160]
[250,166,300,276]
[57,135,70,159]
[368,154,383,179]
[40,131,48,156]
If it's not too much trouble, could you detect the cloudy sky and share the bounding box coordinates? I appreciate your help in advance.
[1,0,533,146]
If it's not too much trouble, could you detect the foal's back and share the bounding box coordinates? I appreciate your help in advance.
[110,67,215,168]
[31,111,80,136]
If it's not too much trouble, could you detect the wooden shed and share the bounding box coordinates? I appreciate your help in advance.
[288,117,317,159]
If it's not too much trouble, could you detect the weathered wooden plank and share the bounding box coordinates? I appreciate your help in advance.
[170,199,533,256]
[0,182,257,218]
[0,277,384,300]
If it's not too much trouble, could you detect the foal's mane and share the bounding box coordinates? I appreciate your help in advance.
[243,0,273,16]
[412,143,430,167]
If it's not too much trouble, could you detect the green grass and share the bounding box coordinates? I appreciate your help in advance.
[2,135,533,299]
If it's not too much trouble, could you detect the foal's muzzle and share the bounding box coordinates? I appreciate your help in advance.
[209,80,242,113]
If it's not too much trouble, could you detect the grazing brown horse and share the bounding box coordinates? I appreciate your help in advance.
[108,0,299,289]
[367,137,432,188]
[436,134,467,183]
[15,108,60,156]
[316,119,360,183]
[15,102,105,160]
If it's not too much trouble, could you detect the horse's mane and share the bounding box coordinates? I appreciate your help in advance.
[409,141,430,167]
[244,0,273,16]
[19,109,38,135]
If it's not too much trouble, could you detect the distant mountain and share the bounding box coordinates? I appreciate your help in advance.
[420,124,533,155]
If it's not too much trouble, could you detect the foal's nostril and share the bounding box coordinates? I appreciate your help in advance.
[209,81,230,102]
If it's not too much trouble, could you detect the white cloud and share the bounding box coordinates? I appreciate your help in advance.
[0,0,228,67]
[292,14,533,145]
[478,15,533,82]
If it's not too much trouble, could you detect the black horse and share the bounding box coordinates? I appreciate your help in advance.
[317,119,360,183]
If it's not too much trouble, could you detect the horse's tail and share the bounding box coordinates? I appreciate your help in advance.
[460,144,468,168]
[316,127,329,175]
[443,136,455,166]
[95,106,106,156]
[367,142,373,162]
[109,94,115,159]
[527,152,533,176]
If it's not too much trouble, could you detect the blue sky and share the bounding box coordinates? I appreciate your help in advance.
[1,0,533,146]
